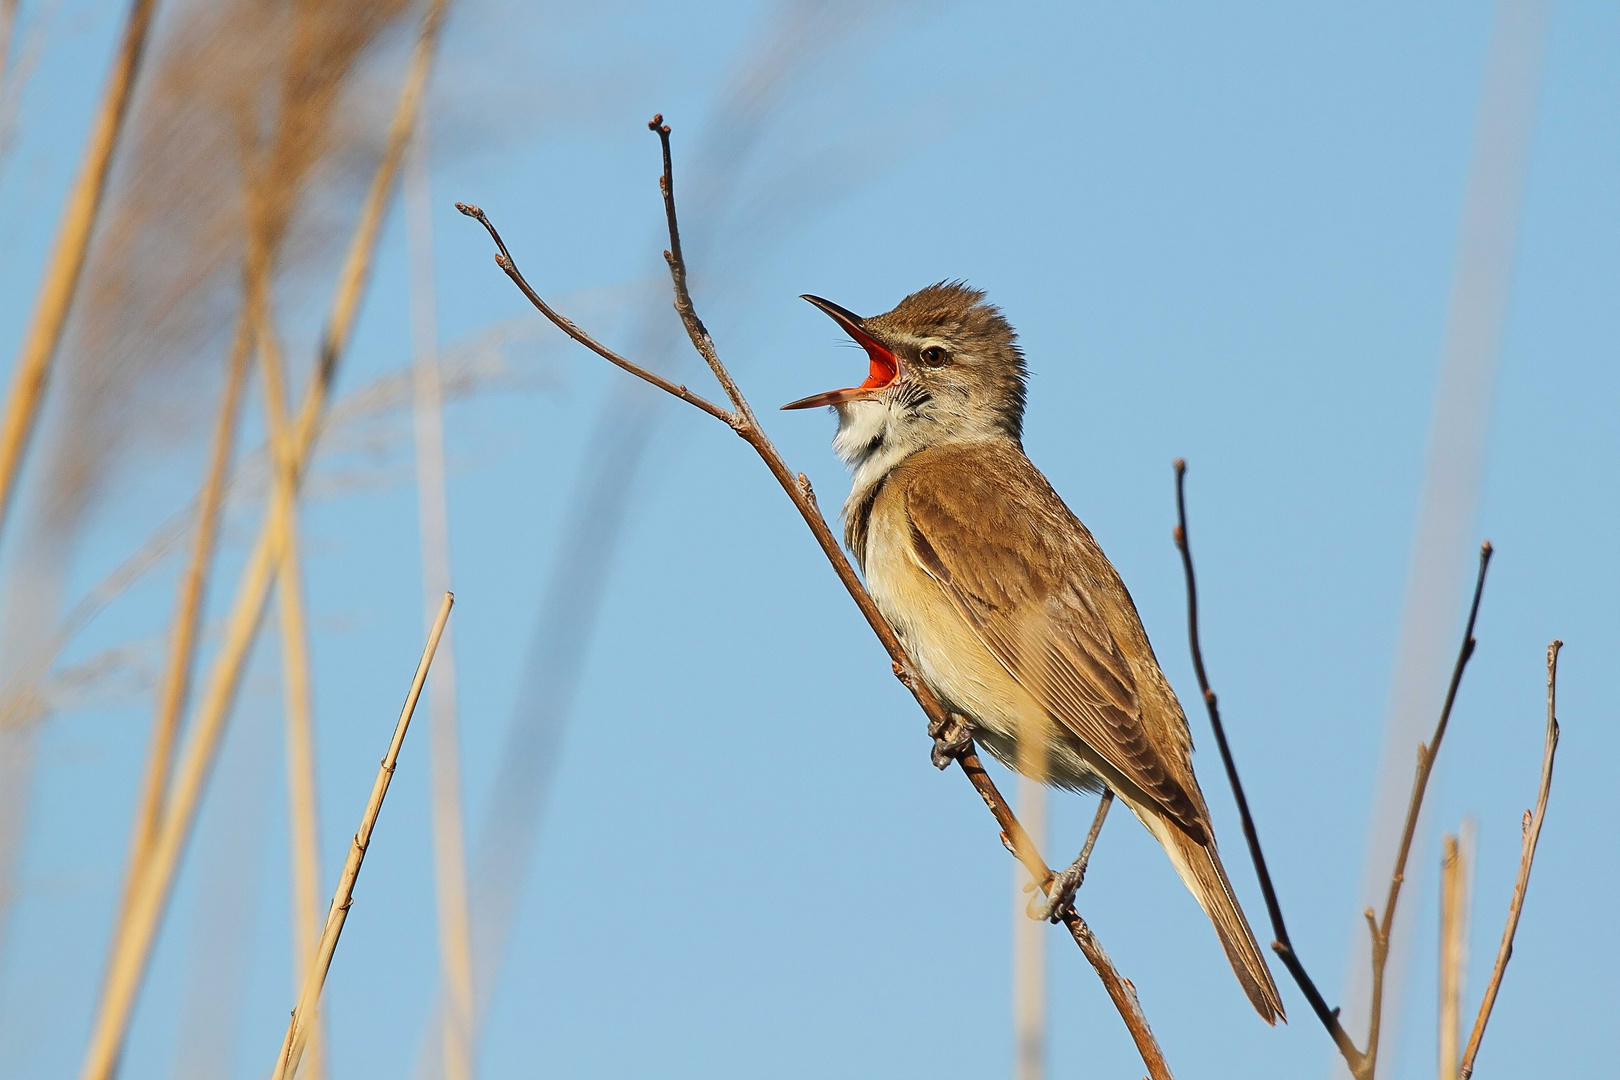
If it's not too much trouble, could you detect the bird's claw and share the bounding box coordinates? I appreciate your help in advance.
[1028,861,1085,923]
[928,713,972,769]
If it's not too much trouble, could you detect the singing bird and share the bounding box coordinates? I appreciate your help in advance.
[782,283,1284,1023]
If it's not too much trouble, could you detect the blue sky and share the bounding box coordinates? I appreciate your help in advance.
[0,1,1614,1077]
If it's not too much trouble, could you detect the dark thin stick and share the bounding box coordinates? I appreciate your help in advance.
[1172,460,1364,1072]
[461,118,1173,1080]
[1173,461,1494,1080]
[1365,543,1492,1070]
[1458,640,1561,1080]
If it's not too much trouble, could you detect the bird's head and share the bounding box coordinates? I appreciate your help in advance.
[783,283,1026,469]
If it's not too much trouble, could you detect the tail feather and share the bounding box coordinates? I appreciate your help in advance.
[1132,797,1286,1024]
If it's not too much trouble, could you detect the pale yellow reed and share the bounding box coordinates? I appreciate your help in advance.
[0,0,158,540]
[407,112,476,1080]
[76,4,449,1072]
[270,592,453,1080]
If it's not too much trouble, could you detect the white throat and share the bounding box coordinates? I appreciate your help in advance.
[833,397,925,524]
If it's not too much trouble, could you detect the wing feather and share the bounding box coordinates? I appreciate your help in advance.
[903,449,1207,842]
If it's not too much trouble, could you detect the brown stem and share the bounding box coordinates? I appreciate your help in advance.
[454,203,732,425]
[1172,460,1368,1075]
[1365,543,1492,1070]
[459,118,1175,1080]
[1457,640,1561,1080]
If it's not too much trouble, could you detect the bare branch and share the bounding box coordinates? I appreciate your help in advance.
[1172,460,1366,1073]
[1366,543,1492,1067]
[453,202,734,425]
[1458,640,1561,1079]
[647,114,750,418]
[461,118,1175,1080]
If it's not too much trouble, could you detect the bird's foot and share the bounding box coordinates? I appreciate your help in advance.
[1028,857,1088,923]
[927,712,973,769]
[1026,789,1116,922]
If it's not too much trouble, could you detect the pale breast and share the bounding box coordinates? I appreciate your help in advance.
[863,478,1102,790]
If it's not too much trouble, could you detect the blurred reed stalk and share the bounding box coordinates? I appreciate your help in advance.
[407,110,476,1080]
[1437,826,1472,1080]
[1012,774,1046,1080]
[111,303,252,973]
[271,591,452,1080]
[77,3,448,1074]
[0,0,17,89]
[0,0,158,543]
[252,289,328,1080]
[1345,1,1549,1060]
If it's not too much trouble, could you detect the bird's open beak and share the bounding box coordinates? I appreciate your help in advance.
[781,295,900,410]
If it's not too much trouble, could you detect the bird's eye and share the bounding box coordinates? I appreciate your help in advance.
[919,345,948,367]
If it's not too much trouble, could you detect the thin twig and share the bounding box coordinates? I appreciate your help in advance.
[1366,543,1492,1070]
[76,8,449,1074]
[1173,460,1364,1071]
[0,0,159,543]
[269,592,453,1080]
[454,204,732,425]
[459,118,1174,1080]
[1458,640,1561,1080]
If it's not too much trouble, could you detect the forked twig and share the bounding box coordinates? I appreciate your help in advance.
[459,116,1173,1080]
[1366,543,1492,1070]
[1173,461,1497,1080]
[269,592,453,1080]
[1458,640,1561,1079]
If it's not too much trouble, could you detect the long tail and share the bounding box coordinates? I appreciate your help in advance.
[1132,798,1286,1024]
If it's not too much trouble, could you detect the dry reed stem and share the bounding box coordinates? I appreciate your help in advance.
[457,116,1174,1080]
[77,7,450,1074]
[0,0,158,542]
[407,113,476,1080]
[1438,832,1469,1080]
[270,591,453,1080]
[251,270,329,1080]
[113,310,252,948]
[1458,640,1561,1079]
[0,323,535,737]
[78,517,278,1080]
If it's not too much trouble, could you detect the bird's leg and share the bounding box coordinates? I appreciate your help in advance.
[1030,789,1115,922]
[928,712,974,769]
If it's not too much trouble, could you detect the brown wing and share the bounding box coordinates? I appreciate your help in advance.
[902,444,1207,843]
